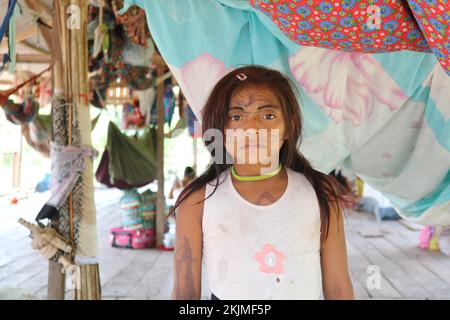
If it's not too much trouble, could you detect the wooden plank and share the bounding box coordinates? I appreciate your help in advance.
[348,216,450,299]
[0,241,36,269]
[390,223,450,290]
[19,269,48,297]
[346,223,429,298]
[152,270,173,300]
[0,54,51,63]
[372,236,450,298]
[101,251,161,298]
[47,261,65,300]
[127,251,172,299]
[346,240,378,299]
[0,256,47,289]
[0,252,43,282]
[345,224,402,299]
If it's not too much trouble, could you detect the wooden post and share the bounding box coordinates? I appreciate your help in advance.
[50,0,101,300]
[12,134,22,188]
[193,137,197,173]
[48,0,66,300]
[156,67,166,247]
[47,261,65,300]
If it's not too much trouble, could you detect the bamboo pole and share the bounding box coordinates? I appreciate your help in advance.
[50,0,101,300]
[156,67,166,247]
[48,0,66,300]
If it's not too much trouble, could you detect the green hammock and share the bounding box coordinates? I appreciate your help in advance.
[106,121,157,187]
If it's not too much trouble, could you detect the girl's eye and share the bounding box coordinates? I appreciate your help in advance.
[229,114,241,121]
[263,113,276,120]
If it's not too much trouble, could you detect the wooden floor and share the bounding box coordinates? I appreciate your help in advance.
[0,188,449,300]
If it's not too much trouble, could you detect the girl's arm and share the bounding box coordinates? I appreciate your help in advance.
[321,201,355,299]
[172,187,205,300]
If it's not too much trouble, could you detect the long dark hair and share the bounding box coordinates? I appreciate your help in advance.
[170,65,347,243]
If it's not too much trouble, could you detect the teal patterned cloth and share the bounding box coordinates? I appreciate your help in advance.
[121,0,450,225]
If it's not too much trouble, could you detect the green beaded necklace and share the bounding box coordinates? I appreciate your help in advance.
[231,164,283,182]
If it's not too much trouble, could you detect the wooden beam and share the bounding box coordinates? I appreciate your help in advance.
[0,54,51,63]
[0,27,37,50]
[24,0,53,50]
[21,41,50,55]
[22,0,53,27]
[48,261,66,300]
[31,0,52,23]
[156,67,166,248]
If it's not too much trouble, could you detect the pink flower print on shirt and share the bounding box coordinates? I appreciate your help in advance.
[254,243,285,274]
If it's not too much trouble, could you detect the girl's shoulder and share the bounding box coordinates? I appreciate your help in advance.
[175,185,206,222]
[286,168,318,195]
[286,167,309,184]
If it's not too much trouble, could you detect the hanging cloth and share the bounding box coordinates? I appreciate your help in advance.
[119,0,450,224]
[7,3,20,73]
[35,143,98,222]
[150,77,175,126]
[95,121,157,189]
[0,0,17,42]
[186,105,201,138]
[95,148,150,190]
[0,0,17,72]
[249,0,449,76]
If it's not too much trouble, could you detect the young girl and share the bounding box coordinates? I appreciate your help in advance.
[170,66,354,300]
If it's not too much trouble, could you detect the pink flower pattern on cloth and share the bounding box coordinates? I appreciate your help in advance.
[254,243,286,274]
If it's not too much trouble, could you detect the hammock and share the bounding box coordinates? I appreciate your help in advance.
[96,121,157,189]
[121,0,450,225]
[0,67,51,105]
[21,114,51,158]
[2,97,39,124]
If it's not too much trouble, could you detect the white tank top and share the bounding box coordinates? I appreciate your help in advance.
[202,167,322,300]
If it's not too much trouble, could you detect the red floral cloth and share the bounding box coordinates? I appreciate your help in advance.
[249,0,450,75]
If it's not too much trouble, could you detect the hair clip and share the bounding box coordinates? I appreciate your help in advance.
[236,73,248,81]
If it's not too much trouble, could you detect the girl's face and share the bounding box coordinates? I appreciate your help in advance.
[224,85,287,167]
